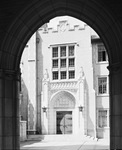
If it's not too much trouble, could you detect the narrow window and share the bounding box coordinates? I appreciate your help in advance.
[52,47,58,58]
[52,59,58,68]
[98,44,107,62]
[98,77,107,94]
[69,71,75,79]
[98,110,107,128]
[60,46,66,57]
[61,71,67,79]
[61,59,66,68]
[69,58,75,67]
[52,71,58,80]
[68,46,74,56]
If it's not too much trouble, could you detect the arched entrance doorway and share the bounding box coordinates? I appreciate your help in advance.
[49,91,76,135]
[0,1,122,149]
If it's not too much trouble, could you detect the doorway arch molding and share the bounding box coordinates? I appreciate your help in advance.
[1,0,122,71]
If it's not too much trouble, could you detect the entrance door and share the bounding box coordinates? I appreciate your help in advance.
[57,111,72,134]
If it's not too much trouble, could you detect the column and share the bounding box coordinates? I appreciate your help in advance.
[0,69,20,150]
[27,33,37,134]
[108,63,122,149]
[36,33,42,134]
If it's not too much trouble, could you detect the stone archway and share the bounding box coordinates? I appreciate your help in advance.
[0,1,122,149]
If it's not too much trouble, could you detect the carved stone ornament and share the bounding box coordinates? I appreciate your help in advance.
[78,67,84,81]
[59,21,67,32]
[50,81,78,90]
[43,69,49,81]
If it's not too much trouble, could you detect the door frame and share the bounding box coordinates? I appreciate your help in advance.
[55,109,74,134]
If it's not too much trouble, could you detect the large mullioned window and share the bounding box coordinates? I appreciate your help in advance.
[52,45,75,80]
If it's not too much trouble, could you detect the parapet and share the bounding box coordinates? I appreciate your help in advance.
[38,20,88,34]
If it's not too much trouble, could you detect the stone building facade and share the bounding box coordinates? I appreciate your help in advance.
[20,17,109,139]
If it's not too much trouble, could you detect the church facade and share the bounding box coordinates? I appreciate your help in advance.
[20,18,109,139]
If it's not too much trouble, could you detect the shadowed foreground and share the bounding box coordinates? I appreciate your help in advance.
[21,135,109,150]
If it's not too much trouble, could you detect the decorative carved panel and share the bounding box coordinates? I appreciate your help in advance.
[50,81,78,90]
[54,97,74,108]
[52,91,75,108]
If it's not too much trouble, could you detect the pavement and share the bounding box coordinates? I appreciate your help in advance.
[20,135,109,150]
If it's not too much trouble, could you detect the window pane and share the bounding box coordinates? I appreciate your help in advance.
[69,58,75,67]
[69,46,74,56]
[98,44,107,62]
[102,51,106,61]
[61,59,66,68]
[52,47,58,57]
[52,71,58,80]
[61,71,67,79]
[52,59,58,68]
[98,77,107,94]
[60,46,66,57]
[69,71,75,79]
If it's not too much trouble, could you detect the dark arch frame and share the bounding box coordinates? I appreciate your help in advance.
[1,0,122,71]
[1,1,122,149]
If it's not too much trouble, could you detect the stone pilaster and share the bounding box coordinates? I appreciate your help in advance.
[108,62,122,149]
[42,69,49,134]
[78,67,85,135]
[0,69,20,150]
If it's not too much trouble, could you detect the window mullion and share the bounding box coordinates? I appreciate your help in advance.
[59,46,60,80]
[67,46,68,79]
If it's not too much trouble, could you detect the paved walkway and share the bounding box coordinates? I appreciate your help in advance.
[20,135,109,150]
